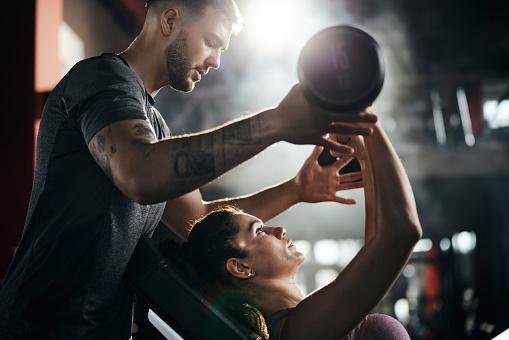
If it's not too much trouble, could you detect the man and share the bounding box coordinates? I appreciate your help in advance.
[0,0,377,339]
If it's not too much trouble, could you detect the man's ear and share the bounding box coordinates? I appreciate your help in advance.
[226,258,253,279]
[160,7,181,36]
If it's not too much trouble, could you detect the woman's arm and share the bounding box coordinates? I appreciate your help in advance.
[345,136,377,242]
[161,147,362,240]
[278,122,422,340]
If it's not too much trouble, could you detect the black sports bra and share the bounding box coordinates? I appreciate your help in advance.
[266,307,294,339]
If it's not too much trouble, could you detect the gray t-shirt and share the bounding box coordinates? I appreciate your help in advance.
[0,54,170,339]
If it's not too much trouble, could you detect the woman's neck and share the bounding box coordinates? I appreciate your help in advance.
[252,277,305,316]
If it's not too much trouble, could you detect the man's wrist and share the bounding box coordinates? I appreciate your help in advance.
[257,107,284,145]
[284,177,301,205]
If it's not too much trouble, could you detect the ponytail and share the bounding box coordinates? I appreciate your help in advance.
[157,206,269,339]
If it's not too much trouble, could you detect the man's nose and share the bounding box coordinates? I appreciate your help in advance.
[206,51,221,70]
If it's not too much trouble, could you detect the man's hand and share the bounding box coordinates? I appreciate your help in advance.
[272,84,378,155]
[294,146,363,205]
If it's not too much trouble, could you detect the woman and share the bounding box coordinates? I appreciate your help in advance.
[160,121,422,339]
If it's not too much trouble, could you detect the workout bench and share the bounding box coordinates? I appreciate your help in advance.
[126,236,261,340]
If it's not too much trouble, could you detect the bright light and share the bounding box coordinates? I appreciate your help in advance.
[295,271,308,295]
[456,88,475,147]
[452,231,476,254]
[315,268,338,288]
[314,239,340,265]
[394,299,410,324]
[413,238,432,253]
[439,238,451,251]
[336,239,362,267]
[242,0,309,55]
[483,99,509,129]
[313,239,362,266]
[294,240,311,262]
[59,22,84,77]
[403,264,416,278]
[494,100,509,128]
[483,100,498,124]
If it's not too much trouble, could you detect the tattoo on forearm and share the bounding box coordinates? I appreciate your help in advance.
[173,150,215,178]
[223,119,260,144]
[131,138,156,159]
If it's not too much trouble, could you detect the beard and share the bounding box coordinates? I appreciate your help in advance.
[165,30,194,92]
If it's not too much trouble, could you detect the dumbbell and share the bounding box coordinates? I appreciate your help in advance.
[297,25,385,169]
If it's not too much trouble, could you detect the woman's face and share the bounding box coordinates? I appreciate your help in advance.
[229,213,305,279]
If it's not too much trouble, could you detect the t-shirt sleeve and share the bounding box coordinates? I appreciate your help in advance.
[67,57,148,144]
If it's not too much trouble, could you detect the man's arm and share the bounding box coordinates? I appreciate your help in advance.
[162,146,363,240]
[88,85,377,205]
[88,112,274,205]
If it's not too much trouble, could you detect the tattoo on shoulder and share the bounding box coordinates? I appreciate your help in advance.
[223,119,260,144]
[133,123,156,138]
[129,122,157,159]
[90,128,116,179]
[107,128,117,154]
[97,134,107,152]
[173,150,215,179]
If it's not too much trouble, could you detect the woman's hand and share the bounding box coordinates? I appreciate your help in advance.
[330,135,368,161]
[294,145,363,204]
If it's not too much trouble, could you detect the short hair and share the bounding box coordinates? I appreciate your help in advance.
[146,0,243,34]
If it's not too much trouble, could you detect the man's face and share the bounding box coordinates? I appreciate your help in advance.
[165,6,232,92]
